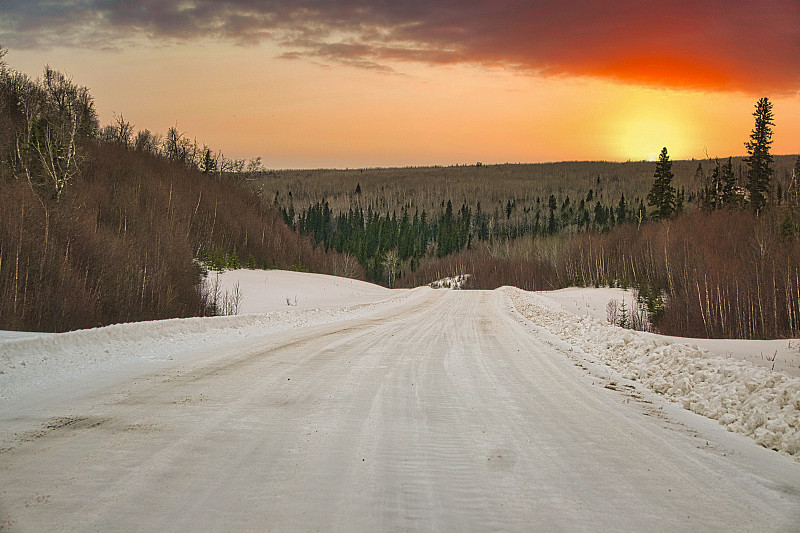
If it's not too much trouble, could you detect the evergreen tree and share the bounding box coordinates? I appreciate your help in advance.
[593,201,607,227]
[646,147,676,220]
[720,157,739,208]
[701,160,721,211]
[675,187,685,215]
[636,200,647,227]
[547,195,558,233]
[578,199,590,228]
[788,156,800,208]
[616,193,628,223]
[199,148,217,173]
[744,97,775,214]
[693,162,705,186]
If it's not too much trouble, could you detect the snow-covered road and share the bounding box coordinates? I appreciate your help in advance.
[2,286,799,531]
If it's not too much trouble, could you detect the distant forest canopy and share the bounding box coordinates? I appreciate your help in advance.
[3,47,800,340]
[253,156,799,283]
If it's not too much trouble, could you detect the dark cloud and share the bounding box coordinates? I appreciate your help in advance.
[1,1,798,93]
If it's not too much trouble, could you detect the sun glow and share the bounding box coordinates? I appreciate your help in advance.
[614,111,682,161]
[602,86,710,162]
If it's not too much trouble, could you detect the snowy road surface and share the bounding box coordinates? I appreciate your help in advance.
[2,288,800,531]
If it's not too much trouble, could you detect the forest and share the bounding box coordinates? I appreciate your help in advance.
[1,47,799,340]
[259,156,797,282]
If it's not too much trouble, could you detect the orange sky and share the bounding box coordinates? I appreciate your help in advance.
[2,1,798,168]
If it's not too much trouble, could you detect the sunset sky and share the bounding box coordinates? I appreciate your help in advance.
[2,1,799,169]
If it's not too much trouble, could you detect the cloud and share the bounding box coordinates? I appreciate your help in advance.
[2,1,798,93]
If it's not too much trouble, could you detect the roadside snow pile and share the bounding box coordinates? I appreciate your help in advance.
[0,290,414,401]
[430,274,470,289]
[503,286,800,457]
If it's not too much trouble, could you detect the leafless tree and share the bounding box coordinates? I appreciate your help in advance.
[333,252,360,279]
[12,66,97,201]
[133,129,161,153]
[383,249,400,287]
[103,112,134,147]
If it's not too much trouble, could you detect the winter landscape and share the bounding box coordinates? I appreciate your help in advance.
[2,270,800,530]
[3,1,800,531]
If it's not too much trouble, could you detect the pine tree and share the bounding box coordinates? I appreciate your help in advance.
[700,161,721,211]
[720,157,739,208]
[788,156,800,208]
[744,97,775,214]
[693,162,705,186]
[646,147,676,220]
[675,187,685,215]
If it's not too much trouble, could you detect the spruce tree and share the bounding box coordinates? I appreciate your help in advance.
[616,193,628,223]
[675,187,685,215]
[789,156,800,208]
[703,161,721,211]
[646,147,676,220]
[744,97,775,214]
[720,157,739,208]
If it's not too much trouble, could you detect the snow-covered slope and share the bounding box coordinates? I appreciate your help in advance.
[536,286,800,377]
[207,269,397,313]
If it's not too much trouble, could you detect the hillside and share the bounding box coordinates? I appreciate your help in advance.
[0,60,361,332]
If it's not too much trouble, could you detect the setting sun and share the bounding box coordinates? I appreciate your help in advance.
[616,114,685,162]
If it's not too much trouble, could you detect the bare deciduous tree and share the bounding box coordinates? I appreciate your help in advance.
[333,252,360,279]
[133,129,161,153]
[12,66,98,201]
[383,249,400,287]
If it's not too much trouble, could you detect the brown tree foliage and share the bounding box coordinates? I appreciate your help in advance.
[560,209,800,339]
[398,249,557,292]
[0,142,361,332]
[398,208,800,340]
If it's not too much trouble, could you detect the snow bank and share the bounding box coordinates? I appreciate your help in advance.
[537,287,800,376]
[504,286,800,457]
[1,275,415,401]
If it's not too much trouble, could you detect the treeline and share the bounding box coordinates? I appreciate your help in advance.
[257,156,798,228]
[266,152,796,290]
[99,112,265,177]
[0,52,359,332]
[284,191,647,284]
